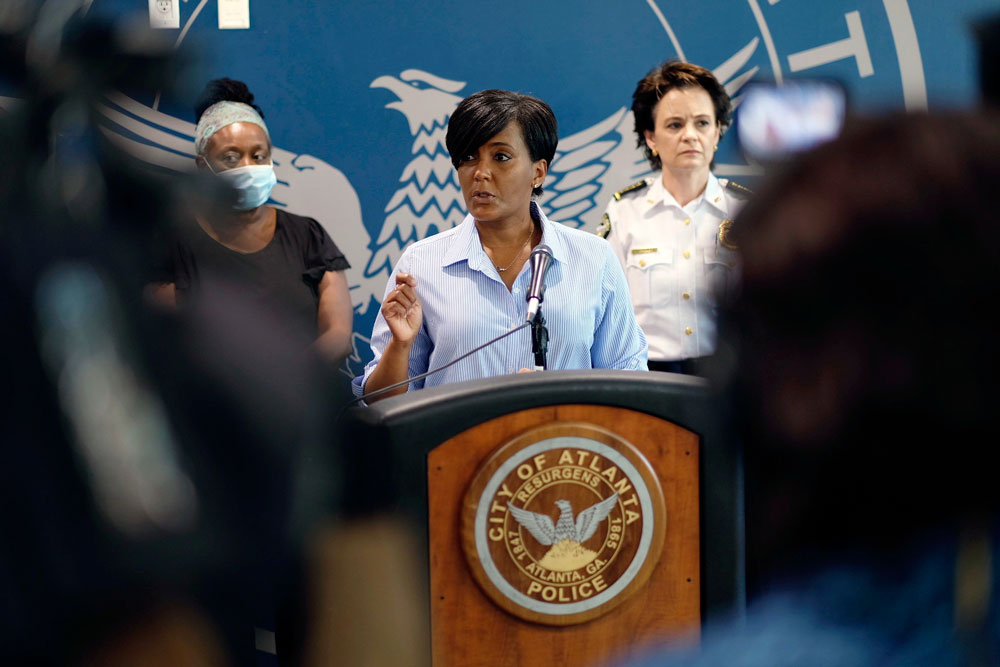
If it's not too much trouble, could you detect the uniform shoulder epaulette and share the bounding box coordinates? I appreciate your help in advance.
[723,179,753,200]
[612,179,650,201]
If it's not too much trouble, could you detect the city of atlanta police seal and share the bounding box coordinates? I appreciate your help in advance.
[461,422,666,625]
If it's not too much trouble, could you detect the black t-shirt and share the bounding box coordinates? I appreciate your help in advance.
[160,209,350,336]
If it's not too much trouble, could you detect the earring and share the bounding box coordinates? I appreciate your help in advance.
[651,148,659,157]
[713,144,718,151]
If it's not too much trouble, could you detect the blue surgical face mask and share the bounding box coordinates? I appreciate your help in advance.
[209,163,277,210]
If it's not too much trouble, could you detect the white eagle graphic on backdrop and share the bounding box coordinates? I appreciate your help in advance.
[366,68,650,277]
[56,36,759,375]
[365,39,760,277]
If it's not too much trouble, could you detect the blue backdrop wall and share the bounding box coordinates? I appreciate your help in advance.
[16,0,996,378]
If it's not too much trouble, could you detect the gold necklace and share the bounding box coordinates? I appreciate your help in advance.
[492,228,534,272]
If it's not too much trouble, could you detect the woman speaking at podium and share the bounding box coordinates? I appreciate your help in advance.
[354,89,647,402]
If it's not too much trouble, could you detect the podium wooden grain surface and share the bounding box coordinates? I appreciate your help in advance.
[427,404,700,666]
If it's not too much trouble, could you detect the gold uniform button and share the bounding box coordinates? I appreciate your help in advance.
[683,250,691,259]
[639,259,646,267]
[685,327,693,335]
[682,292,690,300]
[683,217,691,225]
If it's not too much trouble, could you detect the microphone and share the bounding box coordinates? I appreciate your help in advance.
[352,244,553,406]
[525,243,553,322]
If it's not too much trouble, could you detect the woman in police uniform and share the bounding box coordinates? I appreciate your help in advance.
[600,61,748,374]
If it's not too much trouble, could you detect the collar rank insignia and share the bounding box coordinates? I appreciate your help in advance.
[597,212,611,239]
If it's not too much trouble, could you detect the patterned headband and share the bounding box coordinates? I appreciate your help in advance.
[194,101,270,155]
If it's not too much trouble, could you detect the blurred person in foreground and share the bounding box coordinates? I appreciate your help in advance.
[149,78,353,363]
[599,61,749,375]
[0,9,423,661]
[355,89,647,402]
[628,111,1000,665]
[0,15,336,667]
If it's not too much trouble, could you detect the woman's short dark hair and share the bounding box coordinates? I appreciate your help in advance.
[446,89,558,197]
[194,78,265,122]
[632,61,732,170]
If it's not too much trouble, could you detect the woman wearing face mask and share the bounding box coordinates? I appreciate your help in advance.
[151,78,353,362]
[599,61,748,376]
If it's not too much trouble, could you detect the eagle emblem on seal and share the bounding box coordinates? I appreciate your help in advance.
[508,494,619,571]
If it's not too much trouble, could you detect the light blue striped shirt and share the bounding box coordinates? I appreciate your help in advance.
[353,205,648,397]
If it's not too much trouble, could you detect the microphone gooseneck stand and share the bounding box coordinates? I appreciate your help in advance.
[531,308,548,371]
[524,243,553,371]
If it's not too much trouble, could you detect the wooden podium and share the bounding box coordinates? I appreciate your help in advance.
[343,370,743,666]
